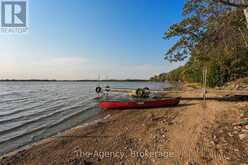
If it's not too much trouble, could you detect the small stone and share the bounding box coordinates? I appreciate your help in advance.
[239,134,247,140]
[215,144,220,148]
[232,123,238,126]
[224,156,231,160]
[242,129,248,133]
[228,132,233,137]
[245,125,248,130]
[234,148,239,152]
[233,131,239,134]
[242,117,248,121]
[234,126,241,130]
[219,130,224,134]
[1,156,6,160]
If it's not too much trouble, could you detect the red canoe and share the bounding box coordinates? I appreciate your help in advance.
[98,97,180,110]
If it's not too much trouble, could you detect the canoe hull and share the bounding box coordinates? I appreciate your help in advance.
[98,97,180,110]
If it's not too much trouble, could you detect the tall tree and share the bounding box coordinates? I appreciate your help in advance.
[215,0,248,25]
[164,0,232,62]
[160,0,248,86]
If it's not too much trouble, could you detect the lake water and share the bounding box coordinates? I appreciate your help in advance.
[0,81,172,155]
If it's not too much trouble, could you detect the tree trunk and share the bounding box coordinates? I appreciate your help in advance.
[244,8,248,28]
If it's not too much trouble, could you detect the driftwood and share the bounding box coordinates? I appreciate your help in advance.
[181,94,248,101]
[110,88,248,101]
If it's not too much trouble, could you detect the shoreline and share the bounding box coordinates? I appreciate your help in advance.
[0,81,172,159]
[0,109,112,159]
[1,87,248,164]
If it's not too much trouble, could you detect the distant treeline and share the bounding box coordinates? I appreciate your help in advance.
[0,79,149,82]
[151,0,248,87]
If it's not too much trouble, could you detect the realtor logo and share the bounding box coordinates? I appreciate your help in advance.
[0,0,28,34]
[1,1,26,27]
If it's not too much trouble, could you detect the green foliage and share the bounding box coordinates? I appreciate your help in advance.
[151,0,248,87]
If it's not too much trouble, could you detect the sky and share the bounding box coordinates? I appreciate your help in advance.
[0,0,185,80]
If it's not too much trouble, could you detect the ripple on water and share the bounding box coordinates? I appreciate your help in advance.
[0,81,170,155]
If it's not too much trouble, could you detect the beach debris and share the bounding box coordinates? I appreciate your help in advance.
[224,156,231,160]
[147,112,154,119]
[103,114,111,120]
[239,134,247,140]
[241,129,248,133]
[213,135,217,141]
[234,148,239,152]
[210,141,215,146]
[228,132,233,137]
[151,116,164,121]
[234,126,242,130]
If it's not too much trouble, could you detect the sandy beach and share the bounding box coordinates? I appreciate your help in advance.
[1,86,248,165]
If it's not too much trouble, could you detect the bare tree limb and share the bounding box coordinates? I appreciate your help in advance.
[244,8,248,27]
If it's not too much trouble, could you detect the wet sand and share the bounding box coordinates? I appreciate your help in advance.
[1,89,248,165]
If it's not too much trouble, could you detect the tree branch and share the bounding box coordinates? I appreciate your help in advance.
[214,0,248,8]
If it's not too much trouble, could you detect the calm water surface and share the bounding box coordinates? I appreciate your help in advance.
[0,81,172,155]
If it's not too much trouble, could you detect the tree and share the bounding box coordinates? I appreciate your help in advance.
[215,0,248,26]
[158,0,248,86]
[215,0,248,8]
[164,0,232,62]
